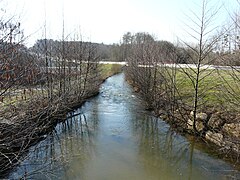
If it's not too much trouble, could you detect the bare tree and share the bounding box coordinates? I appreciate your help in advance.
[179,0,223,133]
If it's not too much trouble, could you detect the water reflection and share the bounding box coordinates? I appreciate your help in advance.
[9,107,100,179]
[131,114,240,180]
[130,114,189,179]
[9,73,240,179]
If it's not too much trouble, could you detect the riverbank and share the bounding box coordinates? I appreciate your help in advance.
[126,70,240,165]
[8,73,240,179]
[159,106,240,161]
[0,64,123,177]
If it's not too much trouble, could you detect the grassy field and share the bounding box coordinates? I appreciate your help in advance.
[166,67,240,111]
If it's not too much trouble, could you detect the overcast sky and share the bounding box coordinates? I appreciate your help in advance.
[1,0,239,47]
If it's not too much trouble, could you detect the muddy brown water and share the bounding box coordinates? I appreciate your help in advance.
[9,73,240,179]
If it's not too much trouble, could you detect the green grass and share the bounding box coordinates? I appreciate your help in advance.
[99,64,123,80]
[172,68,240,110]
[138,66,240,111]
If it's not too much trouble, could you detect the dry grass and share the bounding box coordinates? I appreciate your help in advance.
[0,64,123,108]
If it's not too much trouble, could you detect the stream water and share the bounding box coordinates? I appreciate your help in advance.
[9,73,240,179]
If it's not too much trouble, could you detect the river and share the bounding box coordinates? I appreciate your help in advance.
[9,73,240,179]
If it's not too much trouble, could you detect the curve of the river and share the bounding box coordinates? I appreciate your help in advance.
[9,73,240,179]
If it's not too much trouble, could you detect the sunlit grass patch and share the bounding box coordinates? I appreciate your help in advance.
[174,68,240,109]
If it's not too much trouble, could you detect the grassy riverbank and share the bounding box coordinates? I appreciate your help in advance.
[99,64,124,80]
[0,64,123,178]
[126,65,240,164]
[0,64,123,108]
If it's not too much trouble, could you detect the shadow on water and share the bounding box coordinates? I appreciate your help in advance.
[8,73,240,180]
